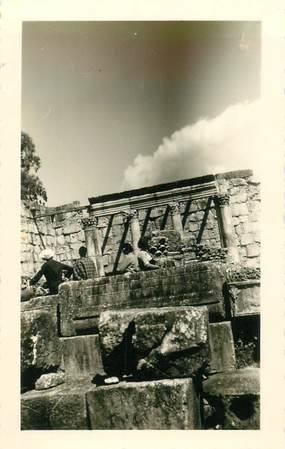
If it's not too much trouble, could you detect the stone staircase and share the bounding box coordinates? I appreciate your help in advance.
[21,262,260,430]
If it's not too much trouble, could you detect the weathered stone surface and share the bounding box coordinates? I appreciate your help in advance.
[21,381,90,430]
[228,281,260,316]
[21,294,59,312]
[59,262,226,336]
[203,368,260,429]
[246,244,260,258]
[209,322,235,373]
[61,335,105,378]
[99,306,209,379]
[21,303,62,389]
[86,378,201,429]
[35,372,65,390]
[62,221,82,235]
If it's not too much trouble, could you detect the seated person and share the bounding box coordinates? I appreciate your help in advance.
[137,237,159,271]
[30,248,73,295]
[118,242,139,274]
[73,246,97,280]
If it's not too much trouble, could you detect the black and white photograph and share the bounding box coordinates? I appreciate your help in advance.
[19,20,262,431]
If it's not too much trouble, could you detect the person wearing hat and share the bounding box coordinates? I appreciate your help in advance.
[30,248,73,295]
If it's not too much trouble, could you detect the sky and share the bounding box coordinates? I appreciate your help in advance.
[22,21,261,206]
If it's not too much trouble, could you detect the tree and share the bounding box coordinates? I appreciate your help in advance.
[21,132,48,204]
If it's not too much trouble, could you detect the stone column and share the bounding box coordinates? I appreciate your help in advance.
[81,217,105,277]
[215,194,240,263]
[125,209,141,255]
[169,202,184,237]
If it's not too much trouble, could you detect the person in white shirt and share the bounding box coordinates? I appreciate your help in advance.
[137,237,159,271]
[118,242,139,274]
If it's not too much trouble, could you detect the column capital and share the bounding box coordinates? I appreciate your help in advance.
[169,201,181,215]
[215,193,230,207]
[122,209,139,223]
[81,217,98,230]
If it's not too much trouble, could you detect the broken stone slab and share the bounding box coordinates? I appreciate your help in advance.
[203,368,260,429]
[86,378,201,429]
[59,262,227,336]
[21,380,91,430]
[98,306,209,380]
[21,303,63,390]
[61,335,105,379]
[209,322,236,373]
[35,372,65,390]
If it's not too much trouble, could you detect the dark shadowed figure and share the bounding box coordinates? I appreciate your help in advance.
[30,248,73,295]
[73,246,97,280]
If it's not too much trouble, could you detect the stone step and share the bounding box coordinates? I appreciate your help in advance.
[209,322,236,373]
[202,368,260,429]
[21,377,201,430]
[61,335,105,379]
[59,262,227,336]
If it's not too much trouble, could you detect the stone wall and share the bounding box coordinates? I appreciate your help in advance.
[21,202,88,276]
[21,170,260,277]
[216,172,260,268]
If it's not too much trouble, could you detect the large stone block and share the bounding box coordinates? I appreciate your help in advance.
[59,262,226,336]
[21,381,89,430]
[209,322,235,373]
[203,368,260,429]
[62,221,82,235]
[61,335,105,379]
[98,306,209,380]
[86,378,201,429]
[228,280,260,316]
[21,301,62,389]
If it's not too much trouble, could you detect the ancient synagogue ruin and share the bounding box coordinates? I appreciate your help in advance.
[21,169,260,430]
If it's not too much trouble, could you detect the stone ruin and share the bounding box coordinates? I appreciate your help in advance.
[21,170,260,430]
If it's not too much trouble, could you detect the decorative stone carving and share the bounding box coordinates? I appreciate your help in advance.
[215,194,230,207]
[194,244,228,262]
[169,202,181,215]
[81,217,98,229]
[129,209,139,220]
[226,265,261,282]
[122,209,139,224]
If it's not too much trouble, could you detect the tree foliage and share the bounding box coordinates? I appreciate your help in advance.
[21,132,48,204]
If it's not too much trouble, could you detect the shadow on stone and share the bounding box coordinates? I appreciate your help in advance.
[232,315,260,368]
[104,321,137,377]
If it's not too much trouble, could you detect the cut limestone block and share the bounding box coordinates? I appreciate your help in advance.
[227,280,260,317]
[61,335,105,379]
[86,378,201,429]
[59,262,227,336]
[203,368,260,429]
[209,322,236,373]
[21,380,90,430]
[21,301,62,390]
[98,306,209,380]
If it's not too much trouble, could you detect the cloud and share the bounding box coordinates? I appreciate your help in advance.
[122,100,264,190]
